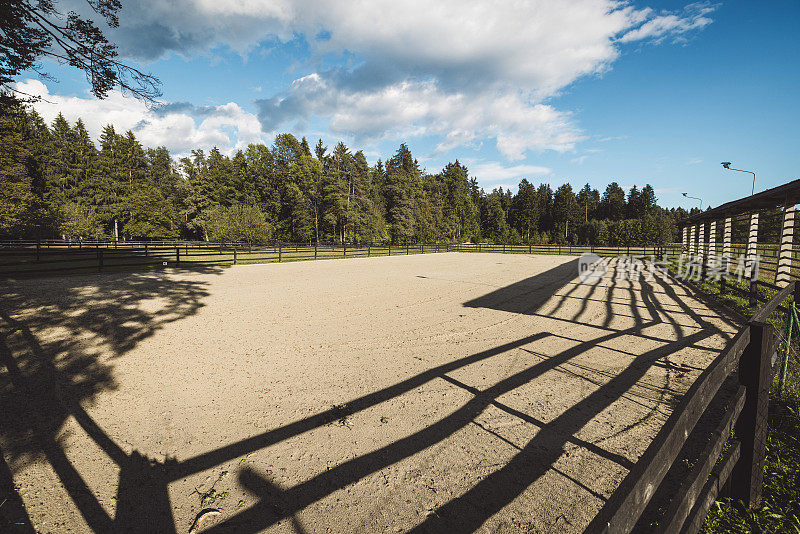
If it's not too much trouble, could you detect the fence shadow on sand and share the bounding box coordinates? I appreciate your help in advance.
[1,258,738,532]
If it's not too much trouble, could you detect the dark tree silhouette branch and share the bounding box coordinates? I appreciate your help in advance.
[1,0,161,102]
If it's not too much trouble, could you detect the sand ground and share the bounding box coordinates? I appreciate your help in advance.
[0,252,739,533]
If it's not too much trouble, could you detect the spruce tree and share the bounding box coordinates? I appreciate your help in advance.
[0,108,37,237]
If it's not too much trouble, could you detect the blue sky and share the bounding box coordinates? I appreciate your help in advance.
[17,0,800,209]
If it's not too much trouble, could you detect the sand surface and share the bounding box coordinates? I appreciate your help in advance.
[0,252,739,533]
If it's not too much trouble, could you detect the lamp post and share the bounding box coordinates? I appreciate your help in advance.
[721,162,756,195]
[682,192,703,210]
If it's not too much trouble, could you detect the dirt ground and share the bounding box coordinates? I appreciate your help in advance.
[0,252,740,533]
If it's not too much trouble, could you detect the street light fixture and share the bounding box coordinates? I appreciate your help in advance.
[682,192,703,210]
[721,162,756,195]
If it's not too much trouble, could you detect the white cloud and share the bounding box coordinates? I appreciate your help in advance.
[618,3,716,43]
[468,161,551,187]
[258,76,583,159]
[56,0,717,160]
[105,1,713,91]
[15,79,268,157]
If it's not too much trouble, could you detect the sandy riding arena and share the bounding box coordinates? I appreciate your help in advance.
[0,252,739,533]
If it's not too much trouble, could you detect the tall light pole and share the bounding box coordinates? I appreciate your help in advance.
[721,162,756,195]
[682,192,703,210]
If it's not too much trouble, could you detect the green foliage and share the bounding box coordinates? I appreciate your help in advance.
[1,104,685,245]
[0,105,50,238]
[0,110,36,236]
[59,202,105,239]
[1,0,160,100]
[207,204,273,244]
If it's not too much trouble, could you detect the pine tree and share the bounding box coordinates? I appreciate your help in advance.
[512,178,538,242]
[72,119,97,196]
[441,160,478,242]
[0,107,38,237]
[599,182,626,220]
[93,125,125,239]
[483,189,510,242]
[576,183,600,222]
[183,150,214,240]
[384,144,422,243]
[45,113,75,209]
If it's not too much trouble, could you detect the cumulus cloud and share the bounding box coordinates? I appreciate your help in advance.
[468,161,551,189]
[15,79,268,157]
[256,72,583,160]
[101,1,714,89]
[54,0,717,159]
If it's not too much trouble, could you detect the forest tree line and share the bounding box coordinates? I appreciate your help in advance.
[1,103,692,245]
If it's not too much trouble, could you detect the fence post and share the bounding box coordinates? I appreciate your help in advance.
[233,248,238,265]
[368,244,370,257]
[97,248,103,272]
[314,242,318,260]
[176,246,180,266]
[278,243,282,262]
[749,279,758,307]
[343,242,346,258]
[731,320,776,508]
[36,241,40,261]
[145,243,149,256]
[776,206,795,287]
[407,244,409,255]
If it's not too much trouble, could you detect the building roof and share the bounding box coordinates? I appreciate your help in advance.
[678,178,800,227]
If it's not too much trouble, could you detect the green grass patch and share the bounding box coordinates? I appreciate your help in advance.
[668,264,800,533]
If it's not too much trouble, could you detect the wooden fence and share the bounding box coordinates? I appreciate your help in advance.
[0,241,683,278]
[3,239,796,281]
[0,242,452,277]
[586,281,794,533]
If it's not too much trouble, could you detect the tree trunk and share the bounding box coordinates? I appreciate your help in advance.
[114,218,119,240]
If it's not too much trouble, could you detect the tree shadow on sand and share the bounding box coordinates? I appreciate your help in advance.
[0,259,740,533]
[0,266,225,532]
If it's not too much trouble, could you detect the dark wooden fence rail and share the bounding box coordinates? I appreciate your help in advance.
[586,281,793,534]
[0,241,686,277]
[4,240,798,289]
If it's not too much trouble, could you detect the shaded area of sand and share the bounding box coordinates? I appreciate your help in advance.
[0,253,739,533]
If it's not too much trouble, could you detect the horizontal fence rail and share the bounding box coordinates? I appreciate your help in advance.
[4,240,800,289]
[0,241,685,278]
[588,280,793,533]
